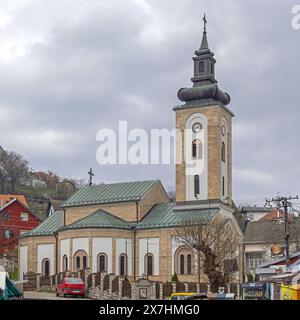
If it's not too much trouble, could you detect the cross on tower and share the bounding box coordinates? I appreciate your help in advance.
[88,168,95,186]
[203,14,207,33]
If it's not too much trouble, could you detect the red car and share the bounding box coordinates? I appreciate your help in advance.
[56,278,86,298]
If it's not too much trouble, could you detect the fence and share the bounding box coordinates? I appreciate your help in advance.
[22,270,241,299]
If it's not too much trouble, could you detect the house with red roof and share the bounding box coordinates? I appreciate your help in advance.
[0,195,42,255]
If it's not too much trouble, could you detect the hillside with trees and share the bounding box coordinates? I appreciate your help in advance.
[0,145,86,215]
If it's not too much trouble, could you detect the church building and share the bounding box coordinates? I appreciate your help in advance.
[18,23,243,285]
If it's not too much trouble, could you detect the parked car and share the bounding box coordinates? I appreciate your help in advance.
[168,292,197,300]
[183,293,209,300]
[184,293,235,300]
[207,293,235,300]
[56,277,86,298]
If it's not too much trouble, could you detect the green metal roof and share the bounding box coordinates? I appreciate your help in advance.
[61,204,218,231]
[61,180,160,208]
[61,209,133,231]
[136,203,219,229]
[19,211,63,238]
[20,203,220,237]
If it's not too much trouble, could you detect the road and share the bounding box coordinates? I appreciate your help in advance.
[23,291,90,300]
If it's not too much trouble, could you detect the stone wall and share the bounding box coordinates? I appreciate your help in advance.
[22,269,241,299]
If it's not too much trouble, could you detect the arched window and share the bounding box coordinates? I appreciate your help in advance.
[222,176,225,197]
[62,255,68,272]
[74,250,88,270]
[76,256,80,269]
[83,256,87,269]
[221,142,226,162]
[192,139,202,160]
[194,175,200,195]
[187,255,192,275]
[174,246,195,275]
[145,254,154,276]
[42,258,50,276]
[180,255,185,275]
[199,61,204,73]
[98,253,107,273]
[119,254,128,276]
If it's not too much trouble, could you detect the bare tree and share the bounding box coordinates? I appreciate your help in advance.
[175,214,240,292]
[0,151,30,193]
[0,167,5,193]
[0,147,7,193]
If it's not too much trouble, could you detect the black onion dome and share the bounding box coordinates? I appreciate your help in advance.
[177,20,231,108]
[178,84,231,105]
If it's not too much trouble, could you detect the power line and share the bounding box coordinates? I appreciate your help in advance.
[266,195,299,267]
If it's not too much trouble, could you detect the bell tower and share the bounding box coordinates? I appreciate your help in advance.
[174,15,234,205]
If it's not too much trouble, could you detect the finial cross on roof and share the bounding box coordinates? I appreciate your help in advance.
[88,168,95,186]
[203,14,207,33]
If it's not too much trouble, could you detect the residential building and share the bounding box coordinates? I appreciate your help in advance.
[244,218,300,276]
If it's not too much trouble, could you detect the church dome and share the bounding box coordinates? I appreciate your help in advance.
[177,16,231,108]
[177,83,230,105]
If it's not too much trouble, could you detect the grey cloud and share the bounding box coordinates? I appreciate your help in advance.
[0,0,299,205]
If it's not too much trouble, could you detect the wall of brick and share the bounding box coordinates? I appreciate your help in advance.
[64,182,170,225]
[175,105,233,204]
[19,214,242,284]
[18,236,56,275]
[138,182,170,220]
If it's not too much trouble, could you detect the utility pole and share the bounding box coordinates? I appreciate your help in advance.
[266,195,299,267]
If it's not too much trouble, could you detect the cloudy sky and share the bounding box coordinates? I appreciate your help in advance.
[0,0,299,206]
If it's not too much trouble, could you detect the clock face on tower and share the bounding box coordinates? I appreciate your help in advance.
[192,122,203,133]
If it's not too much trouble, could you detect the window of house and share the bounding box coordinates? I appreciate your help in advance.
[74,250,88,270]
[247,252,264,268]
[76,256,80,269]
[20,212,29,221]
[63,255,68,272]
[119,254,128,276]
[42,259,50,277]
[180,255,185,275]
[221,142,226,162]
[192,140,202,160]
[3,230,12,239]
[0,211,9,221]
[187,255,192,275]
[175,246,195,275]
[83,256,87,269]
[98,254,107,273]
[145,254,154,276]
[199,61,204,73]
[194,175,200,195]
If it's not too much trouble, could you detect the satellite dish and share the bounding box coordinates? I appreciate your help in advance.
[271,244,283,256]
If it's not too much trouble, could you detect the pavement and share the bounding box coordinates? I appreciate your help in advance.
[23,291,90,300]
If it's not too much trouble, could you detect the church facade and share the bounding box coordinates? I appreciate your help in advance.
[18,26,243,285]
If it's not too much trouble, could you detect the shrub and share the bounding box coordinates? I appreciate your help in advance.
[171,273,179,282]
[247,273,254,282]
